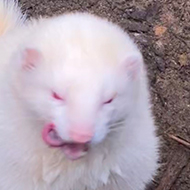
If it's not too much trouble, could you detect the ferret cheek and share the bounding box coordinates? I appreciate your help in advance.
[92,129,107,144]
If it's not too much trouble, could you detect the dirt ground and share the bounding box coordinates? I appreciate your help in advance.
[18,0,190,189]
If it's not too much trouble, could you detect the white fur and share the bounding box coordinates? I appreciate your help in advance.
[0,1,159,189]
[0,0,25,35]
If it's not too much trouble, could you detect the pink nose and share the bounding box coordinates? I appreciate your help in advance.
[69,128,93,143]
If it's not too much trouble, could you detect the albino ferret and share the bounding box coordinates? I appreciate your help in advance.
[0,0,159,190]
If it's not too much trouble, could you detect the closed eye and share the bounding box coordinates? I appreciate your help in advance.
[104,98,114,104]
[103,93,117,104]
[52,91,64,101]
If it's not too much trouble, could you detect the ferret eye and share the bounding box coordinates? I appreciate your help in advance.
[52,92,63,101]
[104,98,114,104]
[103,93,117,104]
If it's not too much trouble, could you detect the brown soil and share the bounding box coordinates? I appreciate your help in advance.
[18,0,190,189]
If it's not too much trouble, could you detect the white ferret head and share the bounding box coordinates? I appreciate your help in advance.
[10,13,144,159]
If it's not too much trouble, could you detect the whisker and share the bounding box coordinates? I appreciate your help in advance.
[109,120,126,131]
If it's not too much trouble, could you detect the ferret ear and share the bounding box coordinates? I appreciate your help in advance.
[120,53,143,80]
[21,48,42,71]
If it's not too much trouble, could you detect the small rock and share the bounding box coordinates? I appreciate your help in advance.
[154,40,165,56]
[155,56,165,72]
[127,9,147,21]
[179,54,188,66]
[154,26,167,36]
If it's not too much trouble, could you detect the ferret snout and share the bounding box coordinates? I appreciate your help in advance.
[42,122,94,145]
[69,124,94,143]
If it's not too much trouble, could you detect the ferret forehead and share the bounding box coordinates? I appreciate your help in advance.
[63,63,113,84]
[65,69,116,101]
[28,13,138,67]
[58,61,116,94]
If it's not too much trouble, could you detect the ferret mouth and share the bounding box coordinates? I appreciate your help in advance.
[42,124,88,160]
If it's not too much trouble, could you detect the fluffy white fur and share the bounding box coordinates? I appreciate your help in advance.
[0,0,25,35]
[0,0,159,189]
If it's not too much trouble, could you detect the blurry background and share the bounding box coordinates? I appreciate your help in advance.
[18,0,190,189]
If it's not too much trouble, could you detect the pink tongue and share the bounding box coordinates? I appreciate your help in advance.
[42,123,64,147]
[61,143,88,160]
[42,124,87,160]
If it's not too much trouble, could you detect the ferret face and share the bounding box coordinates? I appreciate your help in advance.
[11,13,143,159]
[16,48,125,145]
